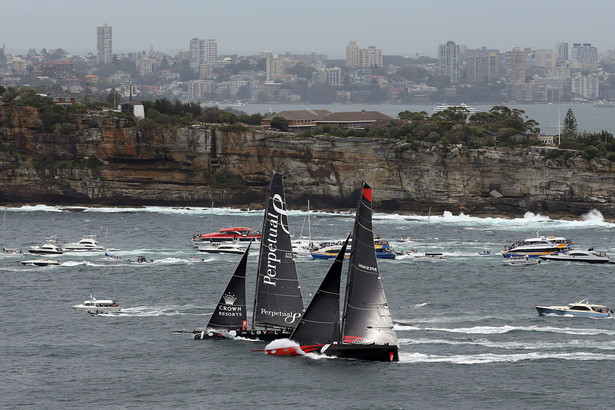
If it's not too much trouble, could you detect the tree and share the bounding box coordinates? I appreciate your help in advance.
[561,108,578,140]
[269,116,288,131]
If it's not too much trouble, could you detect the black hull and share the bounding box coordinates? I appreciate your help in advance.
[193,328,292,341]
[321,343,399,362]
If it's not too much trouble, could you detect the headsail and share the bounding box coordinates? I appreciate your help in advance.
[341,182,398,346]
[206,241,251,331]
[290,235,349,346]
[253,172,304,329]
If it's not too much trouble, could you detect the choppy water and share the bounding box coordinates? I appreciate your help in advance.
[2,205,615,409]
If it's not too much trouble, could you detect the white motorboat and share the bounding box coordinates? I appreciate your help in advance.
[198,242,246,255]
[535,299,613,318]
[28,236,63,255]
[413,252,447,262]
[72,296,121,314]
[540,249,611,264]
[504,255,541,266]
[21,257,61,266]
[64,234,105,251]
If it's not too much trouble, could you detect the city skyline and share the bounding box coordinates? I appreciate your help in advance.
[3,0,615,58]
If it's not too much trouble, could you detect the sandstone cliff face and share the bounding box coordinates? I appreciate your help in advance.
[1,106,614,217]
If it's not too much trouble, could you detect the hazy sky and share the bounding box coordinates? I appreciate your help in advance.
[3,0,614,58]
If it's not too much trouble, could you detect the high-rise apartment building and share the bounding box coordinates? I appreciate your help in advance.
[556,42,568,62]
[464,47,500,83]
[571,43,598,69]
[438,41,460,83]
[206,39,217,63]
[189,38,206,71]
[534,50,557,70]
[96,24,112,65]
[505,47,526,83]
[346,41,382,68]
[346,41,360,68]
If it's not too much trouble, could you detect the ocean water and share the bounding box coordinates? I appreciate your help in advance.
[2,205,615,409]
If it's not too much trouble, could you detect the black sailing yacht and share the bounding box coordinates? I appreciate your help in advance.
[266,181,399,362]
[194,171,304,341]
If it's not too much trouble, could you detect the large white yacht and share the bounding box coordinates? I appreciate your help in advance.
[64,235,105,251]
[28,236,63,255]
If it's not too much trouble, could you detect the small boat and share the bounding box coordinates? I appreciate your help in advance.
[72,295,121,314]
[413,252,447,262]
[540,249,610,264]
[28,236,63,255]
[3,246,22,255]
[21,257,61,266]
[478,249,493,256]
[198,242,246,255]
[191,227,261,244]
[129,256,153,263]
[535,299,613,318]
[63,234,105,251]
[502,231,573,258]
[310,240,397,260]
[504,255,541,266]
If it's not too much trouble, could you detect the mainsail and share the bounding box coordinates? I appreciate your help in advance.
[253,172,304,329]
[341,182,398,347]
[206,241,251,331]
[290,236,348,346]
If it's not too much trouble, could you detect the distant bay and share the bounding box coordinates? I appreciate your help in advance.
[236,103,613,136]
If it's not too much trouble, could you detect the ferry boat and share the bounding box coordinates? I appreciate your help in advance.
[535,299,612,318]
[71,296,121,314]
[501,233,572,258]
[191,227,261,244]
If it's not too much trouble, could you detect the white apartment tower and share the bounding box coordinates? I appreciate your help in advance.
[189,38,206,71]
[96,24,112,65]
[438,41,460,83]
[206,39,217,63]
[571,43,598,69]
[346,41,360,68]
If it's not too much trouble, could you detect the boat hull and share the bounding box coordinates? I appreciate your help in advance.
[21,259,61,266]
[28,249,63,255]
[535,306,610,318]
[539,255,610,264]
[193,328,292,341]
[321,343,399,362]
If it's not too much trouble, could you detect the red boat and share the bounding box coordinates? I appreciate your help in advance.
[192,227,261,243]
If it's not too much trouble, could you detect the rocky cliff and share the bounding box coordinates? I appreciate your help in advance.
[1,105,614,217]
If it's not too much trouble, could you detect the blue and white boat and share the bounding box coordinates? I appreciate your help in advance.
[535,299,613,318]
[501,232,573,258]
[310,241,397,260]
